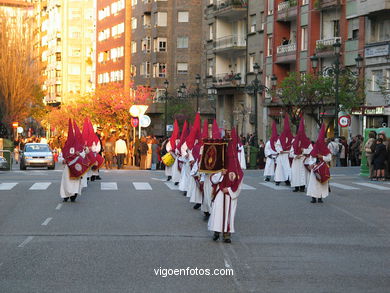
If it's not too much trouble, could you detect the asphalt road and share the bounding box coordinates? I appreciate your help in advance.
[0,165,390,293]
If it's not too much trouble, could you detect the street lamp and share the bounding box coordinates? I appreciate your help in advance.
[164,79,169,137]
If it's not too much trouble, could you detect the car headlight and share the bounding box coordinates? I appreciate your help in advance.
[46,155,53,159]
[25,156,33,159]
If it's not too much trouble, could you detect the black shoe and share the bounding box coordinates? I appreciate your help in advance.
[203,212,210,221]
[293,187,299,192]
[213,232,220,241]
[70,194,77,202]
[183,191,187,196]
[285,180,291,186]
[91,176,95,182]
[63,197,69,202]
[167,176,172,181]
[265,177,270,182]
[193,203,201,210]
[275,182,280,186]
[300,186,305,192]
[224,238,231,243]
[96,176,102,180]
[310,197,317,203]
[174,182,179,186]
[318,198,323,203]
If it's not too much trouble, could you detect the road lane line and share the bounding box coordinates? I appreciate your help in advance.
[18,236,34,248]
[151,177,166,181]
[133,182,152,190]
[0,183,18,190]
[353,182,390,190]
[29,182,51,190]
[101,182,118,190]
[259,182,290,190]
[164,182,180,190]
[241,184,256,190]
[41,217,53,226]
[55,204,62,210]
[330,182,359,190]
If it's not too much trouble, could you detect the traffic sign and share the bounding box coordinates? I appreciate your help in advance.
[131,117,139,128]
[12,122,18,128]
[17,127,23,134]
[140,115,151,128]
[338,115,351,127]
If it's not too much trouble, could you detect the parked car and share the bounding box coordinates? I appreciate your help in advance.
[20,143,55,170]
[0,156,8,169]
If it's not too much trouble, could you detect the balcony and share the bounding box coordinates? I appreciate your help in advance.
[316,0,340,10]
[213,72,245,88]
[315,37,341,57]
[276,43,297,63]
[214,0,247,20]
[277,0,298,22]
[214,35,246,53]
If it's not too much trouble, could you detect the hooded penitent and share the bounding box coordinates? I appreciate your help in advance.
[270,120,279,152]
[73,120,95,168]
[212,119,221,139]
[82,118,104,169]
[219,128,243,193]
[177,120,189,152]
[310,123,330,157]
[279,114,294,151]
[170,119,180,151]
[292,117,311,155]
[202,119,209,140]
[186,112,201,150]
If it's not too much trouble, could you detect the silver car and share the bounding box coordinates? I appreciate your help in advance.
[0,156,8,169]
[20,143,55,170]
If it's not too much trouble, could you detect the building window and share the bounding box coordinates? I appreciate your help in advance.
[98,6,110,21]
[111,46,124,60]
[302,0,309,5]
[132,17,137,29]
[371,70,383,91]
[301,26,308,51]
[153,63,166,78]
[249,54,255,72]
[368,17,390,43]
[112,23,124,37]
[209,24,213,40]
[208,59,213,76]
[348,18,359,40]
[143,13,151,27]
[177,36,189,49]
[250,14,256,33]
[131,41,137,53]
[68,64,81,75]
[267,35,272,56]
[69,27,81,39]
[156,12,167,27]
[142,37,151,52]
[69,47,81,57]
[69,8,81,20]
[131,65,137,77]
[178,11,189,22]
[98,28,110,42]
[267,0,273,15]
[154,37,167,52]
[333,20,340,37]
[140,62,151,77]
[177,62,188,74]
[386,69,390,90]
[110,70,124,82]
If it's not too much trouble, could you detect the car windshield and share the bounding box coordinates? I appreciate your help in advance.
[25,145,51,153]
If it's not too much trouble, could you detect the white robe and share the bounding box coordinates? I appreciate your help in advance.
[264,141,278,177]
[164,141,173,177]
[208,173,240,233]
[189,161,203,204]
[201,174,212,213]
[290,144,313,188]
[306,154,332,198]
[179,159,190,192]
[274,139,291,182]
[238,145,246,170]
[60,165,82,198]
[171,149,182,183]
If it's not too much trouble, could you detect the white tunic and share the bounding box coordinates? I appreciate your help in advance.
[171,149,182,183]
[290,144,313,188]
[201,174,212,213]
[189,162,203,204]
[274,139,291,182]
[238,145,246,170]
[306,154,332,198]
[60,165,82,198]
[164,141,173,177]
[208,173,240,233]
[264,141,278,177]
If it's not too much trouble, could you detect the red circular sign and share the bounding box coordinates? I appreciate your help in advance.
[338,115,351,127]
[131,117,139,127]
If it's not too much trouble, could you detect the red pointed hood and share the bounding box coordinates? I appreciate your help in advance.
[82,118,99,148]
[270,120,279,152]
[212,119,221,139]
[186,113,201,150]
[310,123,330,157]
[293,116,311,155]
[279,114,294,151]
[177,120,189,151]
[169,119,180,151]
[73,120,84,147]
[202,119,209,139]
[62,119,82,159]
[220,128,243,192]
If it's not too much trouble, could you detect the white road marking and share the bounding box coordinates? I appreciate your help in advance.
[133,182,152,190]
[353,182,390,191]
[55,204,62,210]
[259,182,290,190]
[18,236,34,248]
[241,184,256,190]
[101,182,118,190]
[330,182,359,190]
[224,259,232,268]
[0,183,18,190]
[164,182,180,190]
[29,182,51,190]
[41,217,53,226]
[151,177,166,181]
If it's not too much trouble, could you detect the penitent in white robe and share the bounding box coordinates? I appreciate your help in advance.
[60,165,82,199]
[274,139,291,182]
[201,174,212,213]
[164,141,173,177]
[189,161,203,204]
[171,150,182,184]
[306,154,332,199]
[208,173,240,233]
[238,145,246,170]
[264,141,278,177]
[289,144,313,188]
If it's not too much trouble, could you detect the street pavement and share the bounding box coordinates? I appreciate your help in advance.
[0,165,390,293]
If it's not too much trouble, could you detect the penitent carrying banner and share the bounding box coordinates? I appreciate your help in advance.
[199,139,229,174]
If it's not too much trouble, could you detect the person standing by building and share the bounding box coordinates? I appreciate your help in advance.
[115,134,128,169]
[139,137,149,170]
[364,131,377,179]
[372,138,387,181]
[104,136,115,169]
[264,121,278,182]
[151,138,159,170]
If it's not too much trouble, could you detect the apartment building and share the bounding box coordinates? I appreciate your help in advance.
[131,0,203,136]
[45,0,95,104]
[96,0,132,93]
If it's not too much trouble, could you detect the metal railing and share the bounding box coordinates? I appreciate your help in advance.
[216,0,248,10]
[276,43,297,54]
[214,35,246,50]
[316,36,341,48]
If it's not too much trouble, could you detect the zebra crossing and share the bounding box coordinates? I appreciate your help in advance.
[0,179,389,192]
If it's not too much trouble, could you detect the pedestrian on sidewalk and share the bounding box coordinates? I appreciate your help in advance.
[104,136,115,169]
[364,131,377,179]
[115,134,128,169]
[372,138,387,181]
[151,138,159,170]
[139,137,148,170]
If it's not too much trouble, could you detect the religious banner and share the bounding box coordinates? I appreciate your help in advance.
[199,138,229,173]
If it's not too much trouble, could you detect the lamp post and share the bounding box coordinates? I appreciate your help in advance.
[163,79,169,137]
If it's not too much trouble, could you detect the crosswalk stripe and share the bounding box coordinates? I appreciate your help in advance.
[29,182,51,190]
[133,182,152,190]
[259,182,290,190]
[0,183,18,190]
[101,182,118,190]
[353,182,390,191]
[165,182,180,190]
[330,182,359,190]
[241,184,256,190]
